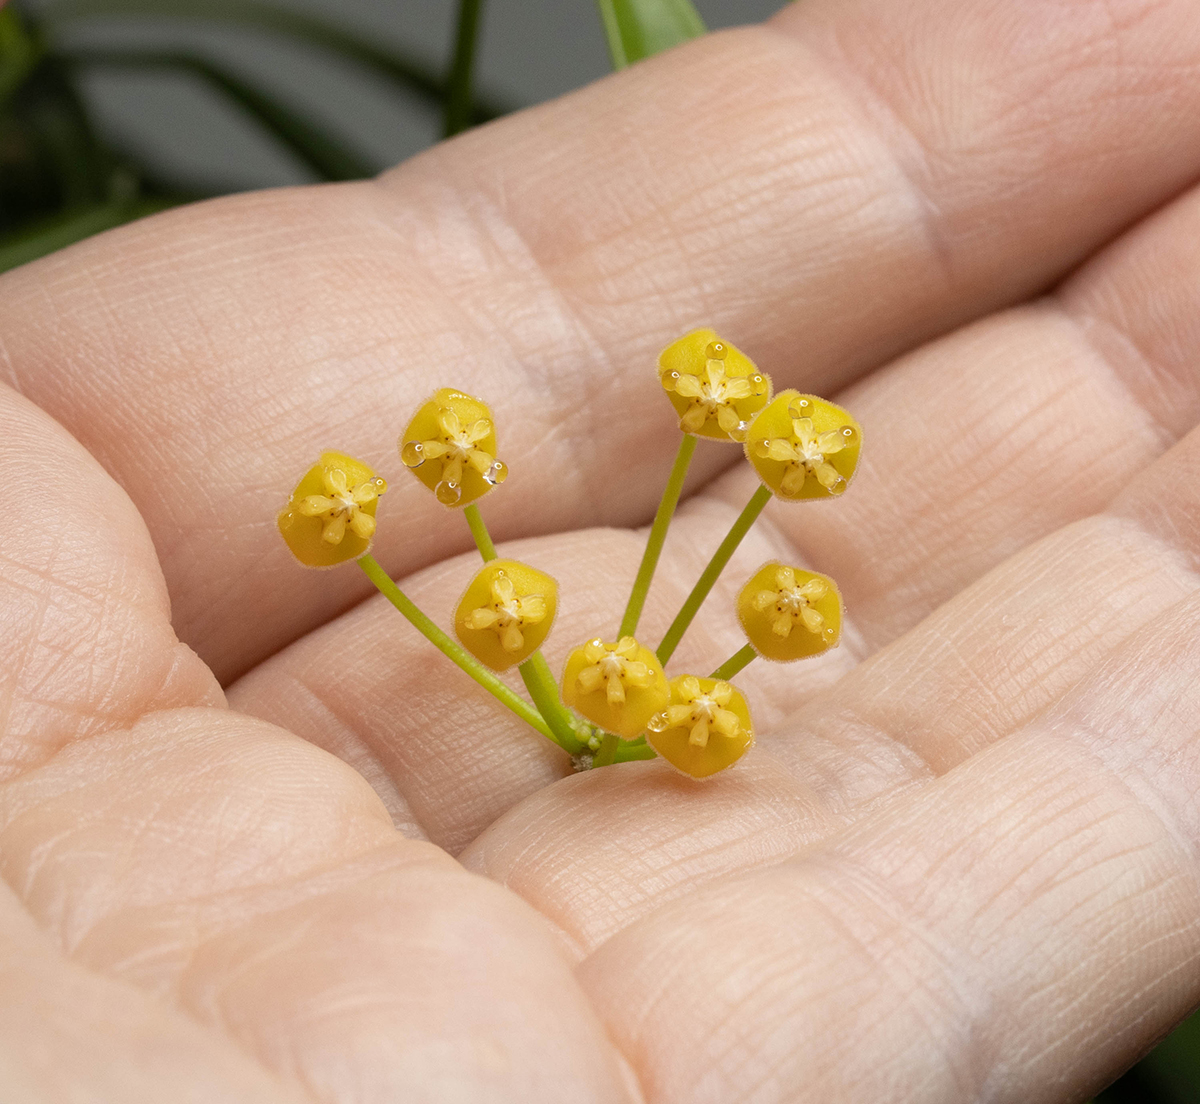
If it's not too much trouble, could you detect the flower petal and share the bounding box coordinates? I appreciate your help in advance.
[348,511,376,540]
[780,466,808,495]
[578,666,605,694]
[501,623,524,653]
[713,709,741,737]
[298,495,335,516]
[517,596,547,623]
[321,515,347,545]
[467,609,499,630]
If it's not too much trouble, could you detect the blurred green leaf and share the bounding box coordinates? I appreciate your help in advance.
[0,191,176,272]
[595,0,705,70]
[443,0,485,138]
[43,0,510,123]
[59,45,375,180]
[0,6,44,109]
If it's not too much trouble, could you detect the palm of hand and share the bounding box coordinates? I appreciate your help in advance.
[5,4,1200,1101]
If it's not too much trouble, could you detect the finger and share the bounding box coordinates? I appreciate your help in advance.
[464,386,1200,954]
[775,170,1200,650]
[577,593,1200,1103]
[237,173,1200,853]
[0,383,221,779]
[1,709,637,1103]
[0,883,305,1103]
[6,0,1200,678]
[0,384,636,1101]
[228,503,846,854]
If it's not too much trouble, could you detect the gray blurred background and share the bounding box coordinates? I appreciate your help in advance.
[27,0,782,192]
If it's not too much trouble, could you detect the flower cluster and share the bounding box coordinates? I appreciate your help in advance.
[277,329,861,779]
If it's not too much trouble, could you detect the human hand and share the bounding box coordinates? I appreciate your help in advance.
[4,0,1200,1100]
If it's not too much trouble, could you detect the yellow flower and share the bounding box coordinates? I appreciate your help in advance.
[561,636,670,740]
[646,676,754,778]
[659,329,772,442]
[454,560,558,671]
[277,451,387,568]
[737,562,842,661]
[745,391,861,499]
[399,388,508,507]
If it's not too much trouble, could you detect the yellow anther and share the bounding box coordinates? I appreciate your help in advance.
[745,391,862,501]
[455,560,558,671]
[737,561,842,662]
[399,389,506,508]
[658,329,773,443]
[646,675,755,778]
[278,451,386,568]
[561,635,669,740]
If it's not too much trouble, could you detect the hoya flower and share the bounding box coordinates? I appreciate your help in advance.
[659,329,772,442]
[277,451,387,568]
[745,391,861,499]
[399,388,508,507]
[454,559,558,671]
[561,636,670,740]
[737,562,842,661]
[646,675,754,779]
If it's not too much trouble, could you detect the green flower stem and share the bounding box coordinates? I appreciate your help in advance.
[592,731,620,767]
[460,502,584,755]
[357,554,556,745]
[657,483,772,665]
[710,643,757,681]
[443,0,485,137]
[619,432,697,639]
[463,502,497,560]
[613,738,657,763]
[519,653,585,756]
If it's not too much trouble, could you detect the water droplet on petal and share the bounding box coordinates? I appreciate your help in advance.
[824,626,837,639]
[840,425,857,443]
[647,712,670,734]
[705,341,727,360]
[483,459,508,486]
[401,441,425,468]
[788,398,813,419]
[828,478,846,495]
[661,370,681,393]
[435,479,462,506]
[372,476,388,493]
[750,373,768,394]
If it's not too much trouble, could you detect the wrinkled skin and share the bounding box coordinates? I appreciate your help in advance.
[5,1,1200,1100]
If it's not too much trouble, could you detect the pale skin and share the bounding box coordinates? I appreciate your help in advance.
[4,0,1200,1099]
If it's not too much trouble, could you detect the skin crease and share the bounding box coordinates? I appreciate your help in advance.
[9,0,1200,1101]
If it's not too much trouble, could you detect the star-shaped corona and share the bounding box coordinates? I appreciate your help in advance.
[561,636,670,739]
[400,388,508,507]
[454,560,557,671]
[646,676,754,778]
[659,329,772,442]
[737,561,842,661]
[277,452,387,568]
[745,391,862,500]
